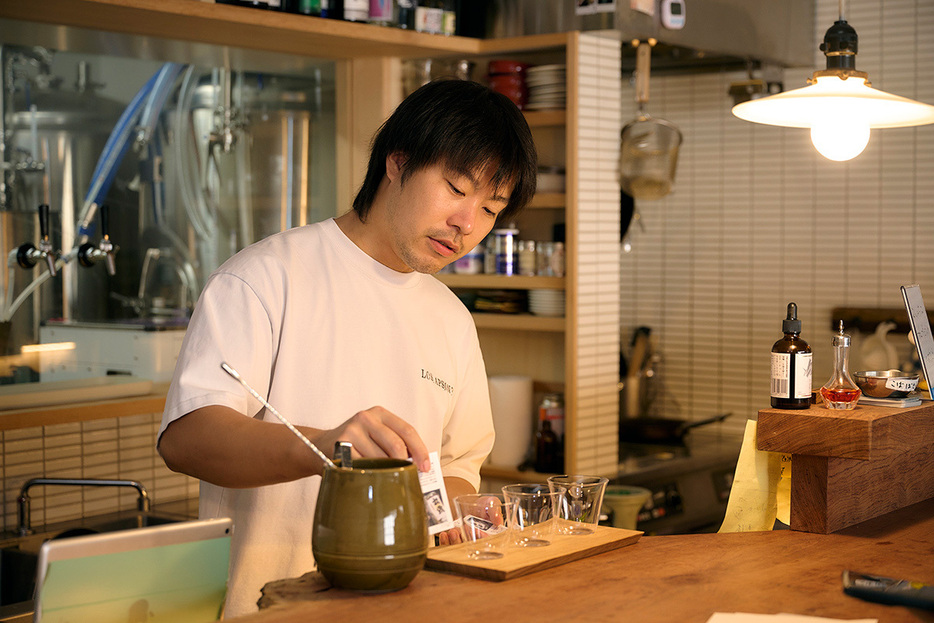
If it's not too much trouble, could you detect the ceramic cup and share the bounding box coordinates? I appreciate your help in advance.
[547,474,609,535]
[602,485,651,530]
[312,458,428,592]
[454,493,517,560]
[501,483,565,547]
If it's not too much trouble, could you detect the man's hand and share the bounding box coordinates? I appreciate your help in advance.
[306,406,431,473]
[160,404,432,488]
[437,490,503,547]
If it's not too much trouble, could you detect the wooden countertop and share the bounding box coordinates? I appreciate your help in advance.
[0,382,169,431]
[230,498,934,623]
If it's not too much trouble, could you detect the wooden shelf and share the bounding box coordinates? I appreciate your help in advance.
[0,0,571,62]
[472,313,564,332]
[435,274,565,290]
[524,110,566,127]
[528,193,565,209]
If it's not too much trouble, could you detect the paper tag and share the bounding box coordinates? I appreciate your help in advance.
[462,514,507,538]
[418,451,455,535]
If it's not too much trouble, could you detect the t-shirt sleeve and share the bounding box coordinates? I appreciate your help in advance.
[158,271,277,443]
[438,328,494,491]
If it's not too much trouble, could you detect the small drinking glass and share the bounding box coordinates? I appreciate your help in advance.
[547,475,609,535]
[454,494,516,560]
[501,483,565,547]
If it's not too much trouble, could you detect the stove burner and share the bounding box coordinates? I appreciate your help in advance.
[612,433,742,534]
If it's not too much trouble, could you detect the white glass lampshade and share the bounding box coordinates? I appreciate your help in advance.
[733,75,934,161]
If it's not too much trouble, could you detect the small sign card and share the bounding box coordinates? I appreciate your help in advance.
[418,451,455,535]
[901,284,934,400]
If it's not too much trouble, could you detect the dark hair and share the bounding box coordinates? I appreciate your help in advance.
[352,79,537,224]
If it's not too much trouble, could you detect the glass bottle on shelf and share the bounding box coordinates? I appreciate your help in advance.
[369,0,394,25]
[535,393,564,473]
[441,0,456,35]
[396,0,416,28]
[344,0,369,21]
[770,302,812,410]
[819,320,862,409]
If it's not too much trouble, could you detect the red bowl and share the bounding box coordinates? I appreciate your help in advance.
[488,59,529,75]
[487,73,526,91]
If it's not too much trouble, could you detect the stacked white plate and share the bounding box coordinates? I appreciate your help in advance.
[529,289,566,317]
[525,64,566,110]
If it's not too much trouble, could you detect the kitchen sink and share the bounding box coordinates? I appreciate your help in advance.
[0,510,188,621]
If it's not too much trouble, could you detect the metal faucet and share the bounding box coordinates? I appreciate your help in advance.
[17,477,151,537]
[16,203,58,276]
[76,203,118,275]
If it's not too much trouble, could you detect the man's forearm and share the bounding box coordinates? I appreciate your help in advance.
[159,405,322,488]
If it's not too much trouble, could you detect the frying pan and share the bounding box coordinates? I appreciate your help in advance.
[618,412,732,445]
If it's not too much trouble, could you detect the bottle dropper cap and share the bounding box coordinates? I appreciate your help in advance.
[782,302,802,334]
[832,319,851,347]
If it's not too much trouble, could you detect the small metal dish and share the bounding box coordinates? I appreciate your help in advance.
[854,370,920,399]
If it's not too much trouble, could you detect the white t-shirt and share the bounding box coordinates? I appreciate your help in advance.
[159,218,494,618]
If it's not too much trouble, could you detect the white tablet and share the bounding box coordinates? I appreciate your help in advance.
[33,517,232,623]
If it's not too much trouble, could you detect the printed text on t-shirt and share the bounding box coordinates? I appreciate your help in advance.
[421,368,454,394]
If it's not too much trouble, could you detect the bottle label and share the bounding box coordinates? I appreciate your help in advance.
[539,404,564,438]
[369,0,392,20]
[345,0,369,20]
[770,351,812,399]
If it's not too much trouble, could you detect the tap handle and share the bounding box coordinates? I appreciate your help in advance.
[38,203,50,241]
[100,203,110,240]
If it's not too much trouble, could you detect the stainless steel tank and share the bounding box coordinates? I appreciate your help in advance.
[2,51,127,357]
[164,69,324,285]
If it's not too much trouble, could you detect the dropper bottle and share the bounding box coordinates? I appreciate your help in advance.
[770,302,813,409]
[819,320,862,409]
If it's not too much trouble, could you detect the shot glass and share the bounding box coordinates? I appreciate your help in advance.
[547,475,609,535]
[501,483,565,547]
[454,494,516,560]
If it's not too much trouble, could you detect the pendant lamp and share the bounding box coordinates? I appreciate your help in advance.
[732,0,934,162]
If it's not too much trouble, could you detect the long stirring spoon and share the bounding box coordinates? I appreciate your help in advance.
[221,362,340,471]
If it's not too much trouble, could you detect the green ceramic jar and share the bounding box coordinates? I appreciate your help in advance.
[312,458,428,592]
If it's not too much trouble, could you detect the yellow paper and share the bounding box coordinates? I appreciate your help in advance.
[718,419,791,533]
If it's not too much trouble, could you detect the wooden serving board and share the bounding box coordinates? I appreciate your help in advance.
[0,376,154,410]
[426,524,642,581]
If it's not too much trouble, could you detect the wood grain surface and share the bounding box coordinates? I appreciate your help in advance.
[791,447,934,533]
[240,499,934,623]
[757,401,934,460]
[424,524,642,581]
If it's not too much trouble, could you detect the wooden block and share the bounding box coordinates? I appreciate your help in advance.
[759,401,934,533]
[757,402,934,460]
[790,446,934,533]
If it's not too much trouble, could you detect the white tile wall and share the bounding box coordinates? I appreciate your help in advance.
[620,0,934,433]
[0,413,198,532]
[573,33,622,475]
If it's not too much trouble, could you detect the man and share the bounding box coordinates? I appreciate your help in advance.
[157,78,537,617]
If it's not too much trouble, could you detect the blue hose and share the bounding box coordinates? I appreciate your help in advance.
[81,62,185,237]
[87,70,157,189]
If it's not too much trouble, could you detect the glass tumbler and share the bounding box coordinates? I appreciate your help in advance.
[547,475,609,535]
[454,494,516,560]
[501,483,565,547]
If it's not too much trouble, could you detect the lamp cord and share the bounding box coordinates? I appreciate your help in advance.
[839,0,846,21]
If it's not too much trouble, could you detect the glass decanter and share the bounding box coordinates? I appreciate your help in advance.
[819,320,862,409]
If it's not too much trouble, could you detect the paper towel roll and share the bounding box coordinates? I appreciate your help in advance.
[488,375,534,468]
